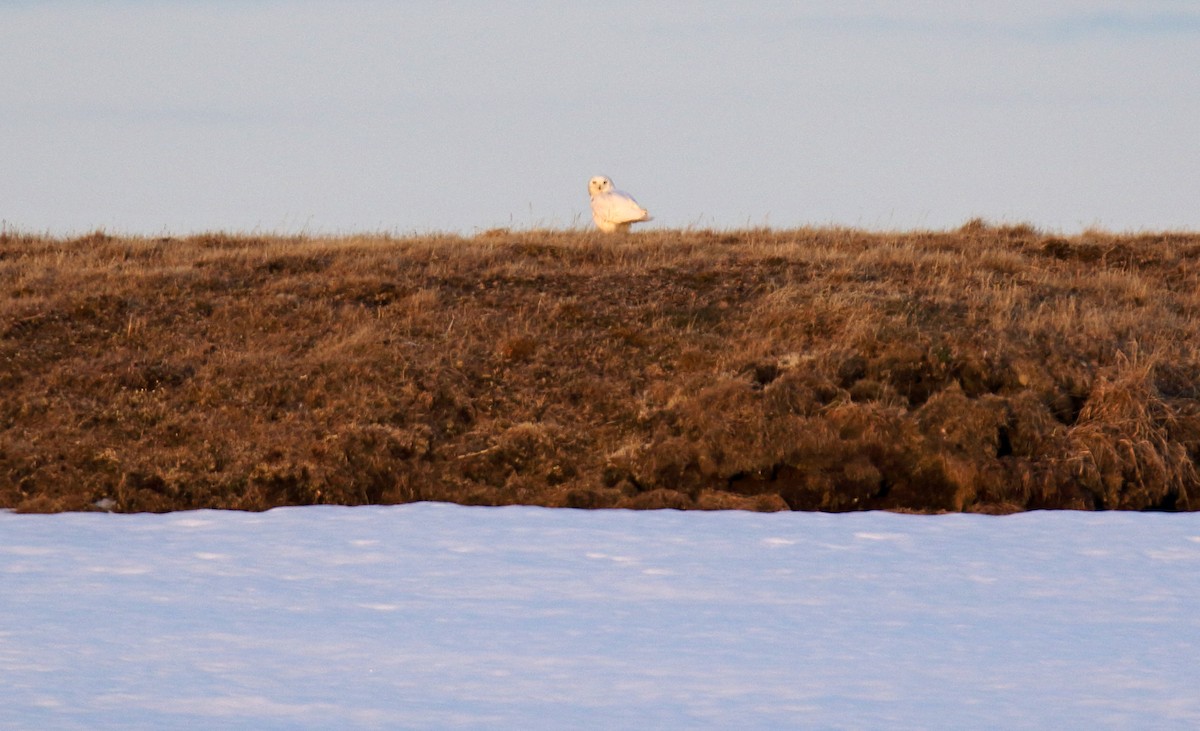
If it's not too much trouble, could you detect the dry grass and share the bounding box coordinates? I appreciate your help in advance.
[3,223,1199,513]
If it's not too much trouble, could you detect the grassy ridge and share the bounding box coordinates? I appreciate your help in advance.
[2,223,1198,513]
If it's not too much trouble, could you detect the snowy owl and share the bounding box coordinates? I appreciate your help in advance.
[588,176,652,233]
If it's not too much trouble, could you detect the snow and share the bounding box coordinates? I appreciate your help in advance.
[2,504,1199,730]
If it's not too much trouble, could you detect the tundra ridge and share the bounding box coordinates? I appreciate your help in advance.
[3,222,1199,513]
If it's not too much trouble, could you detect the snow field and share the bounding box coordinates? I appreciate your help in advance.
[2,504,1199,730]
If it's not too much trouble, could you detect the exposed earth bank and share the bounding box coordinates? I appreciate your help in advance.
[3,224,1199,513]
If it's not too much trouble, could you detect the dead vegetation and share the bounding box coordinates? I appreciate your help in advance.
[2,222,1199,513]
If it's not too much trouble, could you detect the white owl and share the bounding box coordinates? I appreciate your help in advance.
[588,176,652,233]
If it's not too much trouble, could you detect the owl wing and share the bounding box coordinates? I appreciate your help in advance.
[593,190,651,225]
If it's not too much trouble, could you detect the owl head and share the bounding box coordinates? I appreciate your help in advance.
[588,176,614,196]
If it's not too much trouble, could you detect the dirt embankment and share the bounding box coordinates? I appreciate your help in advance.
[3,224,1199,513]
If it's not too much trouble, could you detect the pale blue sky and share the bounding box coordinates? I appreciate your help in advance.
[2,2,1197,235]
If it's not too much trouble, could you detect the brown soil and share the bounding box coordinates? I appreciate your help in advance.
[3,223,1199,513]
